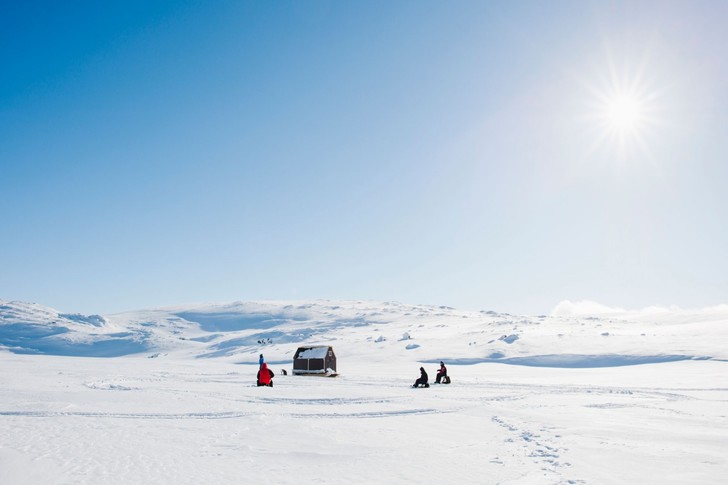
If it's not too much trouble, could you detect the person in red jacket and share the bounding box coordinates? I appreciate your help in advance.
[257,362,274,387]
[435,361,448,384]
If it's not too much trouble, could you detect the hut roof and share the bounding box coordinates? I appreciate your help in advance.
[297,346,330,359]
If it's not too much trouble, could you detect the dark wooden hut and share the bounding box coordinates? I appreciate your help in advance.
[293,345,337,376]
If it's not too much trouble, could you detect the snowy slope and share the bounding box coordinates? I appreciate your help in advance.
[0,300,149,356]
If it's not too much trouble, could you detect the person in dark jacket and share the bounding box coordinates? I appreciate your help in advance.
[412,367,429,388]
[435,361,448,384]
[257,362,274,387]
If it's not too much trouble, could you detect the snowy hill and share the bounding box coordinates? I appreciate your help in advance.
[2,298,726,366]
[0,300,148,357]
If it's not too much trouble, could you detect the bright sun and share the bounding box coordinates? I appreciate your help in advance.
[583,42,669,164]
[606,95,643,131]
[587,68,659,161]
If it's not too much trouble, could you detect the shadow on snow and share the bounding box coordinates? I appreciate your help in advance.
[422,354,711,368]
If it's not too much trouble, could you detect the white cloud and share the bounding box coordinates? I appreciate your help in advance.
[551,300,728,317]
[551,300,624,316]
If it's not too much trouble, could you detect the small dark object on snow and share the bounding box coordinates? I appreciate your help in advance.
[281,369,288,376]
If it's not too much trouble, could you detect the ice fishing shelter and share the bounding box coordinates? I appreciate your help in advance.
[293,345,337,376]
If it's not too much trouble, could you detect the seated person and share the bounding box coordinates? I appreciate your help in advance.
[412,367,429,388]
[435,361,448,384]
[257,363,274,387]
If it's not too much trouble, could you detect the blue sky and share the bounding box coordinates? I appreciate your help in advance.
[2,1,726,315]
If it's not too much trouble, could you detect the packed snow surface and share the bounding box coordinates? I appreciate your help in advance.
[1,298,727,483]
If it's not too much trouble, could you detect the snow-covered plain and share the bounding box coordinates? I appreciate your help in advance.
[1,299,727,484]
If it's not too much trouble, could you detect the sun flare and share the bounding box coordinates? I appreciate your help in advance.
[579,38,674,165]
[605,95,643,132]
[585,57,663,162]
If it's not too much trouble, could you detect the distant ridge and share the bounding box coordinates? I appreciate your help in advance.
[1,299,725,365]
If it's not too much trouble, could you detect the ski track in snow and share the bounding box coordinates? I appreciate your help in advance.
[491,415,571,475]
[0,410,255,419]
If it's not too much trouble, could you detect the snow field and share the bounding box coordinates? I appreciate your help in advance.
[1,353,726,484]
